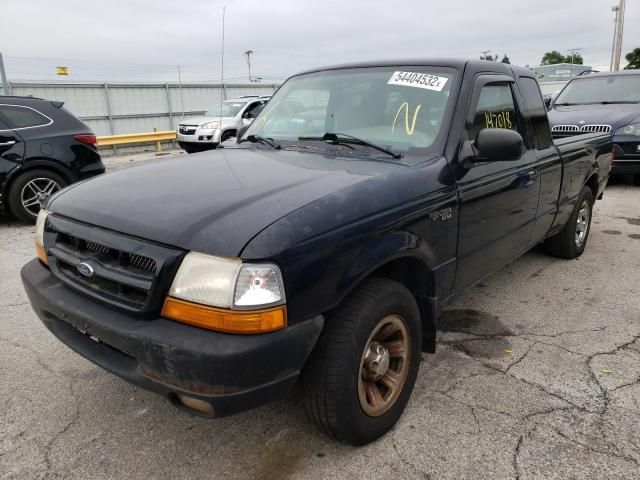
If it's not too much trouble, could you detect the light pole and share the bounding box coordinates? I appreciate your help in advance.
[244,50,254,82]
[611,0,626,71]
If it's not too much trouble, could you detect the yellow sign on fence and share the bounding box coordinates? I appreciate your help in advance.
[56,66,69,76]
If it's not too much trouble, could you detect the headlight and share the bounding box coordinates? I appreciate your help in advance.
[35,209,50,265]
[162,252,286,334]
[616,123,640,136]
[201,121,220,130]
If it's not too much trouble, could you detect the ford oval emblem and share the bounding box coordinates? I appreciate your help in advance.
[77,262,94,277]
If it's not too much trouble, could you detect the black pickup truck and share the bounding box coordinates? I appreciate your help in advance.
[22,59,611,445]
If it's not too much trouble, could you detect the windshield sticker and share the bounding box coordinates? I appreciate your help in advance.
[388,71,448,92]
[392,102,422,135]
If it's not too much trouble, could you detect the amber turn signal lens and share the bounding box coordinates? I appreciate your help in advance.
[161,297,287,334]
[36,242,48,266]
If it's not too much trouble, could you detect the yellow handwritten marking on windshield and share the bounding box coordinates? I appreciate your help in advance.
[392,102,422,135]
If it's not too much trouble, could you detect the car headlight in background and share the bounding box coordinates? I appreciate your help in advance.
[201,121,220,130]
[35,209,50,265]
[162,252,286,334]
[616,123,640,136]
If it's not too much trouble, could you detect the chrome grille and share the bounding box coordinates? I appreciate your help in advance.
[580,124,611,134]
[552,124,612,139]
[179,125,197,135]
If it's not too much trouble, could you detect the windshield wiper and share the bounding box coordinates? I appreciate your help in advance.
[239,134,281,150]
[298,132,402,159]
[598,101,639,105]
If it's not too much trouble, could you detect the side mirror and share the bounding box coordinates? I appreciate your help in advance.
[543,95,553,109]
[243,111,252,119]
[464,128,523,165]
[236,124,250,142]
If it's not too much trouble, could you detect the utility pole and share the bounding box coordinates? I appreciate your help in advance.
[244,50,254,82]
[480,50,492,61]
[611,0,626,71]
[0,52,11,95]
[567,48,582,65]
[177,65,184,118]
[219,5,226,127]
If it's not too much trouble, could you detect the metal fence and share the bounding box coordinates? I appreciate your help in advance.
[4,81,279,153]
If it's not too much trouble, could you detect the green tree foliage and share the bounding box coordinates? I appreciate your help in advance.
[541,51,583,65]
[565,53,584,65]
[624,48,640,69]
[480,54,496,61]
[501,54,511,64]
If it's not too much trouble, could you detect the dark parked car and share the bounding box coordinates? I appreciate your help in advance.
[0,96,105,222]
[547,70,640,185]
[22,59,611,445]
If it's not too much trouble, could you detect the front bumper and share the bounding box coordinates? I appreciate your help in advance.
[176,128,221,144]
[21,259,324,418]
[612,141,640,175]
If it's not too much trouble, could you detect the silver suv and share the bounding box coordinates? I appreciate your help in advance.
[177,96,270,153]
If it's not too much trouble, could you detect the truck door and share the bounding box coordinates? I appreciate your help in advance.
[515,76,561,243]
[453,76,540,290]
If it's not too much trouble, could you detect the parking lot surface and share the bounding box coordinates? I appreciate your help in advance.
[1,154,639,479]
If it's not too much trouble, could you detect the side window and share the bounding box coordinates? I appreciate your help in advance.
[468,83,519,141]
[245,102,265,118]
[518,77,553,150]
[0,105,50,129]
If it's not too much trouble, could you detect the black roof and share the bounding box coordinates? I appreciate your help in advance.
[291,58,534,79]
[0,95,45,102]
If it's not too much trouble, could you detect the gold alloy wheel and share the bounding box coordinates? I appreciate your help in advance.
[357,315,411,417]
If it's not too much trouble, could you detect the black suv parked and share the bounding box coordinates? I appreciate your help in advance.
[547,71,640,185]
[0,96,105,222]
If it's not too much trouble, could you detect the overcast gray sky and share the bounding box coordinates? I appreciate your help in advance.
[2,0,638,82]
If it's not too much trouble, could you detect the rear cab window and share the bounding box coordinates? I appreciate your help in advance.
[0,105,51,129]
[517,77,553,150]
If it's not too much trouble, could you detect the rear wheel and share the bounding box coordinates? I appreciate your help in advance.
[8,170,67,223]
[544,186,594,259]
[302,277,422,445]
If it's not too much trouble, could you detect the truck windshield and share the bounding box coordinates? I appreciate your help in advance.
[206,101,246,117]
[244,67,456,161]
[555,75,640,105]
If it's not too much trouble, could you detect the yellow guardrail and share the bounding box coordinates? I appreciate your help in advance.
[97,130,177,152]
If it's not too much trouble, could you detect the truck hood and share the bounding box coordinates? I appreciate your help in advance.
[548,103,640,130]
[49,148,389,257]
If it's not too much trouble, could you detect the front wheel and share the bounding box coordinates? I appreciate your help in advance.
[544,186,594,259]
[302,277,422,445]
[8,170,67,223]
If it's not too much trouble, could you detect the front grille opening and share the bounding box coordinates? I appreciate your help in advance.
[56,233,157,273]
[58,261,148,308]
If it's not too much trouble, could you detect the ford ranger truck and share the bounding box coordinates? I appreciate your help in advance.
[22,59,611,446]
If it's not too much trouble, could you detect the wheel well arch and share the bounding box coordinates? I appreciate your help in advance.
[3,161,73,205]
[585,173,598,199]
[366,255,438,353]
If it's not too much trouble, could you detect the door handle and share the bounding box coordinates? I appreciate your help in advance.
[527,170,537,179]
[0,140,16,147]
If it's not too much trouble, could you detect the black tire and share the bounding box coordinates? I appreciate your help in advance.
[221,130,236,143]
[633,174,640,186]
[302,277,422,445]
[8,169,67,224]
[544,186,594,259]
